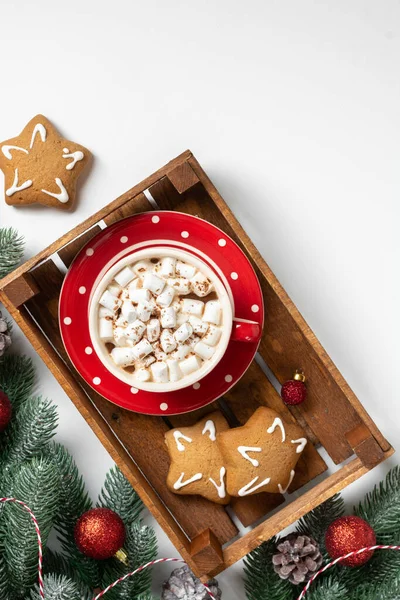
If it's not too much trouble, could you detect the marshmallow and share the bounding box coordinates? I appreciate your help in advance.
[167,359,182,382]
[143,272,165,295]
[194,341,216,360]
[174,322,193,343]
[121,300,138,323]
[137,301,152,322]
[203,300,222,325]
[99,306,114,319]
[133,260,153,278]
[132,338,153,360]
[172,344,191,361]
[108,283,122,297]
[181,298,204,317]
[187,335,201,349]
[111,347,136,367]
[114,266,136,287]
[161,307,177,328]
[176,311,190,326]
[179,355,202,376]
[188,316,209,336]
[202,324,222,346]
[125,319,146,344]
[156,286,175,308]
[167,277,191,295]
[153,345,168,361]
[99,317,113,341]
[151,361,169,383]
[160,329,177,354]
[176,260,197,279]
[190,272,212,297]
[129,288,151,304]
[147,318,160,342]
[142,355,156,367]
[128,278,142,292]
[113,326,129,346]
[115,316,128,327]
[159,256,176,278]
[134,367,150,382]
[99,290,121,312]
[120,288,130,301]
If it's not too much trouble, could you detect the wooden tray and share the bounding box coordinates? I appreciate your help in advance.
[0,151,393,581]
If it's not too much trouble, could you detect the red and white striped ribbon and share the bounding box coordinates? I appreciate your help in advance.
[296,544,400,599]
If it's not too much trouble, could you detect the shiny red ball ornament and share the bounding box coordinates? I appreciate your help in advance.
[325,515,376,567]
[74,508,126,560]
[0,390,12,432]
[281,371,307,405]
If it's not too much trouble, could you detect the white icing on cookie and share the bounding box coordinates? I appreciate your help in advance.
[238,475,271,497]
[2,145,29,159]
[30,123,46,148]
[237,446,262,467]
[41,178,69,203]
[173,472,202,490]
[62,149,84,171]
[267,417,286,442]
[202,419,216,441]
[6,168,32,197]
[278,469,295,494]
[173,431,192,451]
[209,467,226,499]
[291,438,307,454]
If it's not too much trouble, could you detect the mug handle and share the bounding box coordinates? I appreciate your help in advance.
[231,318,261,343]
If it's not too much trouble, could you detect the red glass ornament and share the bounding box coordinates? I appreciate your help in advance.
[325,515,376,567]
[281,371,307,405]
[0,390,12,432]
[74,507,126,560]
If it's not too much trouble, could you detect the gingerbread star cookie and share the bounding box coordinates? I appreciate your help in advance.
[165,412,231,505]
[217,407,307,497]
[0,115,91,210]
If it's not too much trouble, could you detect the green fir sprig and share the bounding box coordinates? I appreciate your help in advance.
[0,227,24,279]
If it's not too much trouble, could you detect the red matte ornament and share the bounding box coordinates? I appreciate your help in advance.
[0,390,12,432]
[74,507,126,560]
[281,371,307,405]
[325,515,376,567]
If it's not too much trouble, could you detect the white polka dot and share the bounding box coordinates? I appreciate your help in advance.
[251,304,260,313]
[130,387,139,394]
[152,215,160,223]
[120,236,128,244]
[86,248,94,256]
[160,403,168,411]
[193,382,201,390]
[79,286,86,294]
[93,377,101,385]
[225,374,233,383]
[231,272,238,280]
[181,231,189,239]
[218,239,227,247]
[85,347,93,355]
[63,317,72,325]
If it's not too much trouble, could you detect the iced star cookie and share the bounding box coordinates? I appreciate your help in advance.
[0,115,91,210]
[217,407,307,497]
[165,412,231,505]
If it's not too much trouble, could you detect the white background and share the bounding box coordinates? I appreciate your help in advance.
[1,1,399,598]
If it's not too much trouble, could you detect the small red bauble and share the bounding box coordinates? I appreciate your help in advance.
[325,515,376,567]
[74,507,126,560]
[0,390,12,432]
[281,371,307,405]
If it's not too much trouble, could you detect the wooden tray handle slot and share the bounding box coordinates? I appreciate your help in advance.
[189,528,224,577]
[345,423,385,469]
[2,273,40,308]
[167,162,200,194]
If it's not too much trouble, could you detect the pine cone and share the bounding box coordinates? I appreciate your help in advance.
[272,534,323,585]
[161,564,222,600]
[0,312,11,357]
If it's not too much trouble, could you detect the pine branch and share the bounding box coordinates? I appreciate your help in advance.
[0,354,35,408]
[0,228,24,278]
[0,554,12,600]
[25,574,92,600]
[352,574,400,599]
[244,538,294,600]
[306,576,348,600]
[297,494,345,553]
[43,548,76,580]
[354,466,400,538]
[97,466,144,525]
[49,443,99,589]
[3,456,61,598]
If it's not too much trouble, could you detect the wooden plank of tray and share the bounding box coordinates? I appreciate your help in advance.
[25,245,238,547]
[148,169,389,464]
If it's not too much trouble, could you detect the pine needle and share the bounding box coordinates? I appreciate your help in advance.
[0,228,24,278]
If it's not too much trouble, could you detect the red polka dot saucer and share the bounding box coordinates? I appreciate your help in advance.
[59,211,264,415]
